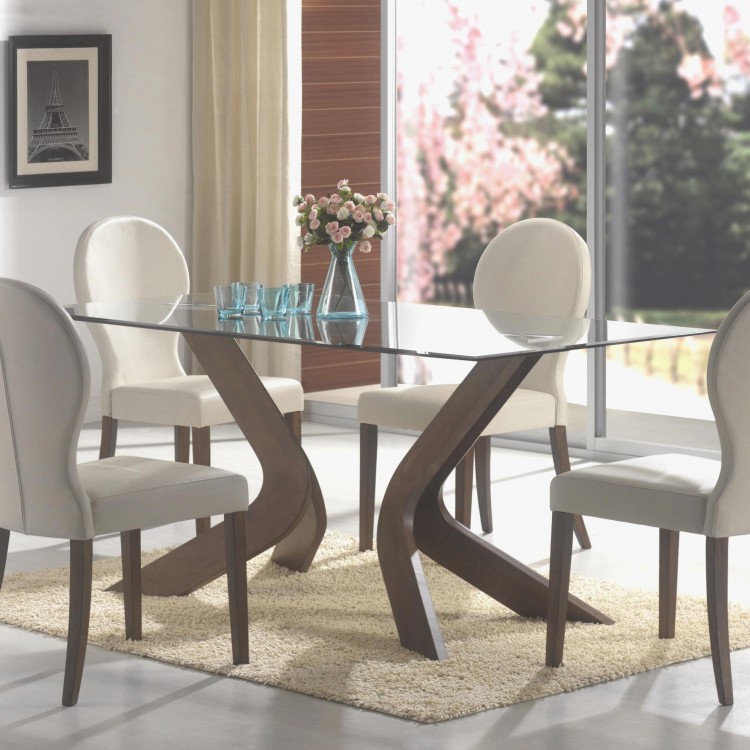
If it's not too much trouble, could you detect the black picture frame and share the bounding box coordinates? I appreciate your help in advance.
[8,34,112,189]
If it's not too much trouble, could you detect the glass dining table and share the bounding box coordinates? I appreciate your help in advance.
[67,295,713,661]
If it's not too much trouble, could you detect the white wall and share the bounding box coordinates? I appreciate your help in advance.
[0,0,192,421]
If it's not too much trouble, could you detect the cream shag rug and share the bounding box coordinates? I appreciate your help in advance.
[1,531,749,723]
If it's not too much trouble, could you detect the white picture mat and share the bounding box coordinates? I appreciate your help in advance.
[16,47,99,175]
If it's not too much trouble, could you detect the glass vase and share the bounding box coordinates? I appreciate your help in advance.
[316,241,368,319]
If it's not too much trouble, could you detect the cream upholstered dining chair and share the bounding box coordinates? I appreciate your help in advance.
[545,292,750,706]
[74,216,304,532]
[0,278,250,706]
[358,218,592,551]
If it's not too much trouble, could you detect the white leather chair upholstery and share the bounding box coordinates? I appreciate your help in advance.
[0,278,250,706]
[546,292,749,706]
[74,216,304,532]
[357,219,592,551]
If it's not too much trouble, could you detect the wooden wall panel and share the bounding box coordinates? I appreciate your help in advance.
[302,5,380,32]
[303,108,380,136]
[303,81,380,110]
[303,32,379,59]
[303,58,379,84]
[301,0,382,393]
[303,133,379,162]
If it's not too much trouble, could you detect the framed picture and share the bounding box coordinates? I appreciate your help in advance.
[8,35,112,189]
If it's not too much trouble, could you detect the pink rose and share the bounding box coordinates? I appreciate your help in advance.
[385,200,395,211]
[325,221,339,234]
[363,213,372,222]
[359,240,372,253]
[305,194,315,204]
[377,192,387,200]
[332,231,344,244]
[310,218,320,230]
[344,201,356,212]
[340,225,352,238]
[365,195,377,204]
[386,214,396,225]
[337,179,349,189]
[318,196,329,207]
[352,210,365,222]
[310,208,318,220]
[373,209,384,221]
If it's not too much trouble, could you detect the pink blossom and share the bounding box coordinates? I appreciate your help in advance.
[309,208,318,220]
[363,213,372,222]
[386,214,396,225]
[384,200,395,211]
[352,210,365,222]
[337,179,349,188]
[310,218,320,230]
[318,196,329,207]
[325,221,339,234]
[332,231,344,244]
[373,209,384,221]
[377,192,387,200]
[340,225,352,237]
[365,195,377,204]
[359,240,372,253]
[344,201,356,211]
[304,194,315,204]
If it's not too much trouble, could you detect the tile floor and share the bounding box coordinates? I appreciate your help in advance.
[1,421,750,749]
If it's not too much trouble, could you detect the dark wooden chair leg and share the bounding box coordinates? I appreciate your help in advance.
[0,528,10,591]
[285,411,302,443]
[192,426,212,535]
[455,448,474,528]
[475,436,493,533]
[99,415,118,459]
[63,539,93,707]
[360,423,378,552]
[121,530,142,641]
[546,511,575,667]
[224,511,249,664]
[707,537,733,705]
[659,529,679,639]
[549,426,591,549]
[174,425,190,463]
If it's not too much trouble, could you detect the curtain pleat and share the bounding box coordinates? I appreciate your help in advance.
[192,0,302,378]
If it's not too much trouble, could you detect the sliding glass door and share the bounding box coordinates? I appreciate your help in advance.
[388,0,750,456]
[602,0,750,454]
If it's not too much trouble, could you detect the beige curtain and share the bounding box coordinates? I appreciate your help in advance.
[192,0,302,378]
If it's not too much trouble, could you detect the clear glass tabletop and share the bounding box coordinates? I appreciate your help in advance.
[67,294,714,362]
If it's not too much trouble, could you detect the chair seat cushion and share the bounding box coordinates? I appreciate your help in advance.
[551,454,721,534]
[357,384,556,434]
[110,374,303,427]
[79,455,249,536]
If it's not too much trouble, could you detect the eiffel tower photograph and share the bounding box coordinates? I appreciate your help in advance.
[9,34,111,188]
[27,60,89,163]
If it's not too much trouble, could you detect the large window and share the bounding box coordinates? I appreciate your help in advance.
[391,0,750,455]
[603,1,750,451]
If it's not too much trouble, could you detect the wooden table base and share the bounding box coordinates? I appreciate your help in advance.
[376,354,613,660]
[108,332,326,596]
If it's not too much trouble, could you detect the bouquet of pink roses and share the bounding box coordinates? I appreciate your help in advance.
[294,179,396,254]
